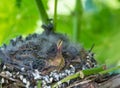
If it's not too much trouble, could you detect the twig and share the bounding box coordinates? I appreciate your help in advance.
[89,43,95,52]
[52,65,106,88]
[66,80,92,88]
[0,73,25,87]
[0,73,17,82]
[99,65,120,75]
[98,74,120,88]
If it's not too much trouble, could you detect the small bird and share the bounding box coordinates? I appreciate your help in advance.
[42,40,65,74]
[52,40,65,72]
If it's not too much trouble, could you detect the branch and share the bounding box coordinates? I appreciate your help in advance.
[35,0,49,24]
[99,65,120,75]
[98,74,120,88]
[52,65,106,88]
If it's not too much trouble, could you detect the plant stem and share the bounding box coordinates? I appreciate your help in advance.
[54,0,58,31]
[81,65,106,76]
[52,65,106,88]
[73,0,83,42]
[35,0,49,24]
[99,65,120,75]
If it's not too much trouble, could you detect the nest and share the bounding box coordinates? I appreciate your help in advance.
[0,24,97,88]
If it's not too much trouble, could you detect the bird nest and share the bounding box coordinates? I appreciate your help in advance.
[0,24,97,88]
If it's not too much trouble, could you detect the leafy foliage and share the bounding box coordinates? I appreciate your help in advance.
[0,0,39,44]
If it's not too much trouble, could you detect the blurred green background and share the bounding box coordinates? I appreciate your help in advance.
[0,0,120,67]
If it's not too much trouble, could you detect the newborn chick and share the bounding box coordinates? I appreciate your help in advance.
[49,40,65,71]
[42,40,65,74]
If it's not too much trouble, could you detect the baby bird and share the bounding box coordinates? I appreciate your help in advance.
[49,40,65,71]
[54,40,65,71]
